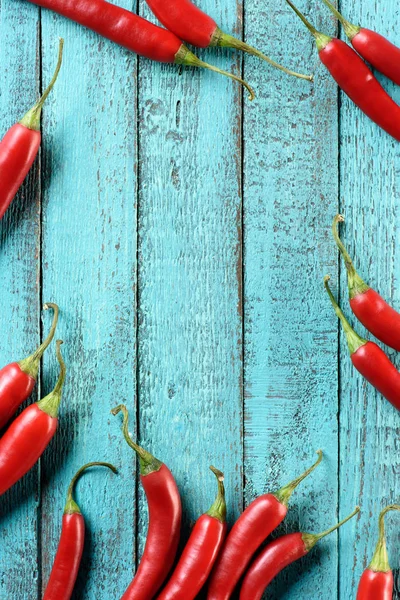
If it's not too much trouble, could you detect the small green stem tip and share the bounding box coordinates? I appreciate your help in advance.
[285,0,332,51]
[302,506,360,552]
[19,302,59,380]
[274,450,323,507]
[206,466,227,523]
[324,275,367,355]
[37,340,66,418]
[20,38,64,131]
[332,215,369,299]
[64,461,117,514]
[369,505,400,573]
[320,0,361,40]
[111,404,162,476]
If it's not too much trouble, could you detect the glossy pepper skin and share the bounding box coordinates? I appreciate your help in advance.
[286,0,400,141]
[144,0,312,80]
[112,405,182,600]
[0,40,63,220]
[0,303,59,429]
[332,215,400,352]
[158,466,227,600]
[43,462,117,600]
[325,277,400,412]
[357,505,400,600]
[26,0,254,99]
[207,450,323,600]
[0,341,65,496]
[321,0,400,86]
[240,508,360,600]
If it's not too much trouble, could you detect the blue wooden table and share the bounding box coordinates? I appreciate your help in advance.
[1,0,400,598]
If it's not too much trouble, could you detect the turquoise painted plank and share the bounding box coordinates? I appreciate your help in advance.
[136,0,244,573]
[38,8,138,598]
[243,1,342,598]
[338,0,400,596]
[0,2,41,598]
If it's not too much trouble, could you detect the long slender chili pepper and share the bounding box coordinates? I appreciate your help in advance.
[285,0,400,141]
[324,276,400,411]
[43,461,117,600]
[207,450,323,600]
[144,0,312,81]
[25,0,254,99]
[240,506,359,600]
[0,303,59,430]
[332,215,400,351]
[357,505,400,600]
[0,40,63,220]
[321,0,400,86]
[112,404,182,600]
[158,466,227,600]
[0,340,66,496]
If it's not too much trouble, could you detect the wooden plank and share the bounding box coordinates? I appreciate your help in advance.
[338,0,400,595]
[243,1,341,597]
[39,11,138,598]
[136,0,244,572]
[0,1,41,597]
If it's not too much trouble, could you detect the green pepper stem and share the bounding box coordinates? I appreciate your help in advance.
[111,404,162,476]
[206,466,227,523]
[320,0,361,39]
[18,303,59,380]
[20,38,64,131]
[332,215,369,299]
[369,505,400,573]
[324,276,367,355]
[37,340,66,418]
[302,506,360,551]
[213,29,313,81]
[64,461,117,514]
[274,450,323,506]
[285,0,332,51]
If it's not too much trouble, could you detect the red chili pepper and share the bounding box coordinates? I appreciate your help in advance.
[26,0,254,99]
[144,0,312,81]
[43,461,117,600]
[0,40,63,220]
[357,505,400,600]
[285,0,400,141]
[158,466,227,600]
[324,276,400,411]
[207,450,323,600]
[0,340,66,496]
[332,215,400,351]
[0,303,59,430]
[112,404,182,600]
[321,0,400,86]
[240,506,359,600]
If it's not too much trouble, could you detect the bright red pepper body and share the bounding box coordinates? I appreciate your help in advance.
[0,124,41,220]
[351,29,400,86]
[357,569,393,600]
[350,289,400,352]
[239,533,307,600]
[0,363,35,429]
[43,513,85,600]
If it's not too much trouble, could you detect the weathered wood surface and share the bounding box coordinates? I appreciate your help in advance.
[0,0,399,598]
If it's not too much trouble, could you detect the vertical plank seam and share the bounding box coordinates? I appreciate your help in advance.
[240,0,246,515]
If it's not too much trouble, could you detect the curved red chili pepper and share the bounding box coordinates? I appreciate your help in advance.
[0,303,59,430]
[26,0,254,99]
[321,0,400,86]
[285,0,400,141]
[43,461,117,600]
[324,277,400,411]
[357,505,400,600]
[240,507,359,600]
[0,340,66,496]
[332,215,400,351]
[158,465,227,600]
[0,40,63,220]
[112,404,182,600]
[144,0,312,81]
[207,450,323,600]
